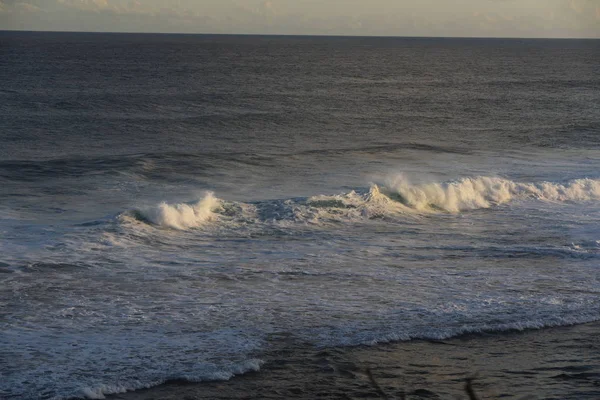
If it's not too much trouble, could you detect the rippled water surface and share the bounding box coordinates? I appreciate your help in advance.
[1,32,599,399]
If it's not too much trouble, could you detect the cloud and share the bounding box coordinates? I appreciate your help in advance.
[57,0,97,11]
[14,2,40,12]
[93,0,108,8]
[56,0,137,13]
[569,0,583,13]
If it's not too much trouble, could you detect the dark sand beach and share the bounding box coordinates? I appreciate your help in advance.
[111,322,600,400]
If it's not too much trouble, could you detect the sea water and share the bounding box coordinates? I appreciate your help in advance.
[1,33,599,399]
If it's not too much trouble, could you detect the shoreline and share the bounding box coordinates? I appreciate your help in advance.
[108,321,600,400]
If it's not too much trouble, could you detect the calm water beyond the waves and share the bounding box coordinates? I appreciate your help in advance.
[1,32,599,399]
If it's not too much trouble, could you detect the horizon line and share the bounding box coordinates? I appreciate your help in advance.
[1,29,599,41]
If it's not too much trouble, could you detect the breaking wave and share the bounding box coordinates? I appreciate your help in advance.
[129,176,600,230]
[380,175,600,212]
[137,192,221,229]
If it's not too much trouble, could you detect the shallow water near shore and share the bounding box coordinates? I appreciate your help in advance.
[111,322,600,400]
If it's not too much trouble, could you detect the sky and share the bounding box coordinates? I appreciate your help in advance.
[0,0,599,38]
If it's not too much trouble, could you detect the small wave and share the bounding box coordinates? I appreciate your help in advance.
[79,359,264,399]
[125,176,600,231]
[318,312,600,348]
[306,184,407,219]
[135,192,221,230]
[279,142,471,157]
[307,176,600,216]
[380,175,600,213]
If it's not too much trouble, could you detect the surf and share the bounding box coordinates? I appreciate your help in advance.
[128,176,600,230]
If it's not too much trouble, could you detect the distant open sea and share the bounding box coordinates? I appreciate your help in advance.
[1,32,599,399]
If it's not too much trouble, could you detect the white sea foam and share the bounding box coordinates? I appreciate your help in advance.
[306,176,600,219]
[380,175,600,213]
[336,313,600,347]
[306,184,408,220]
[129,177,600,231]
[78,359,264,399]
[1,324,265,400]
[141,192,221,229]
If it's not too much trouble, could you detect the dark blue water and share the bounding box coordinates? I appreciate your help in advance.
[1,32,600,399]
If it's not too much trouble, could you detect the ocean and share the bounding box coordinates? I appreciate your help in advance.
[1,32,599,399]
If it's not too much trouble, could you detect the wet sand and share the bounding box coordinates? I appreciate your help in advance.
[110,322,600,400]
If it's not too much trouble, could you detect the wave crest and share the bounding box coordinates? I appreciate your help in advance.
[141,192,221,229]
[381,176,600,212]
[126,177,600,231]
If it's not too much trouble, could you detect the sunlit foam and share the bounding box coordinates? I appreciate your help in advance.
[129,177,600,231]
[380,175,600,213]
[141,192,220,229]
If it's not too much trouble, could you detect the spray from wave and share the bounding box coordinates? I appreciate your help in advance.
[381,175,600,212]
[129,176,600,230]
[140,192,221,229]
